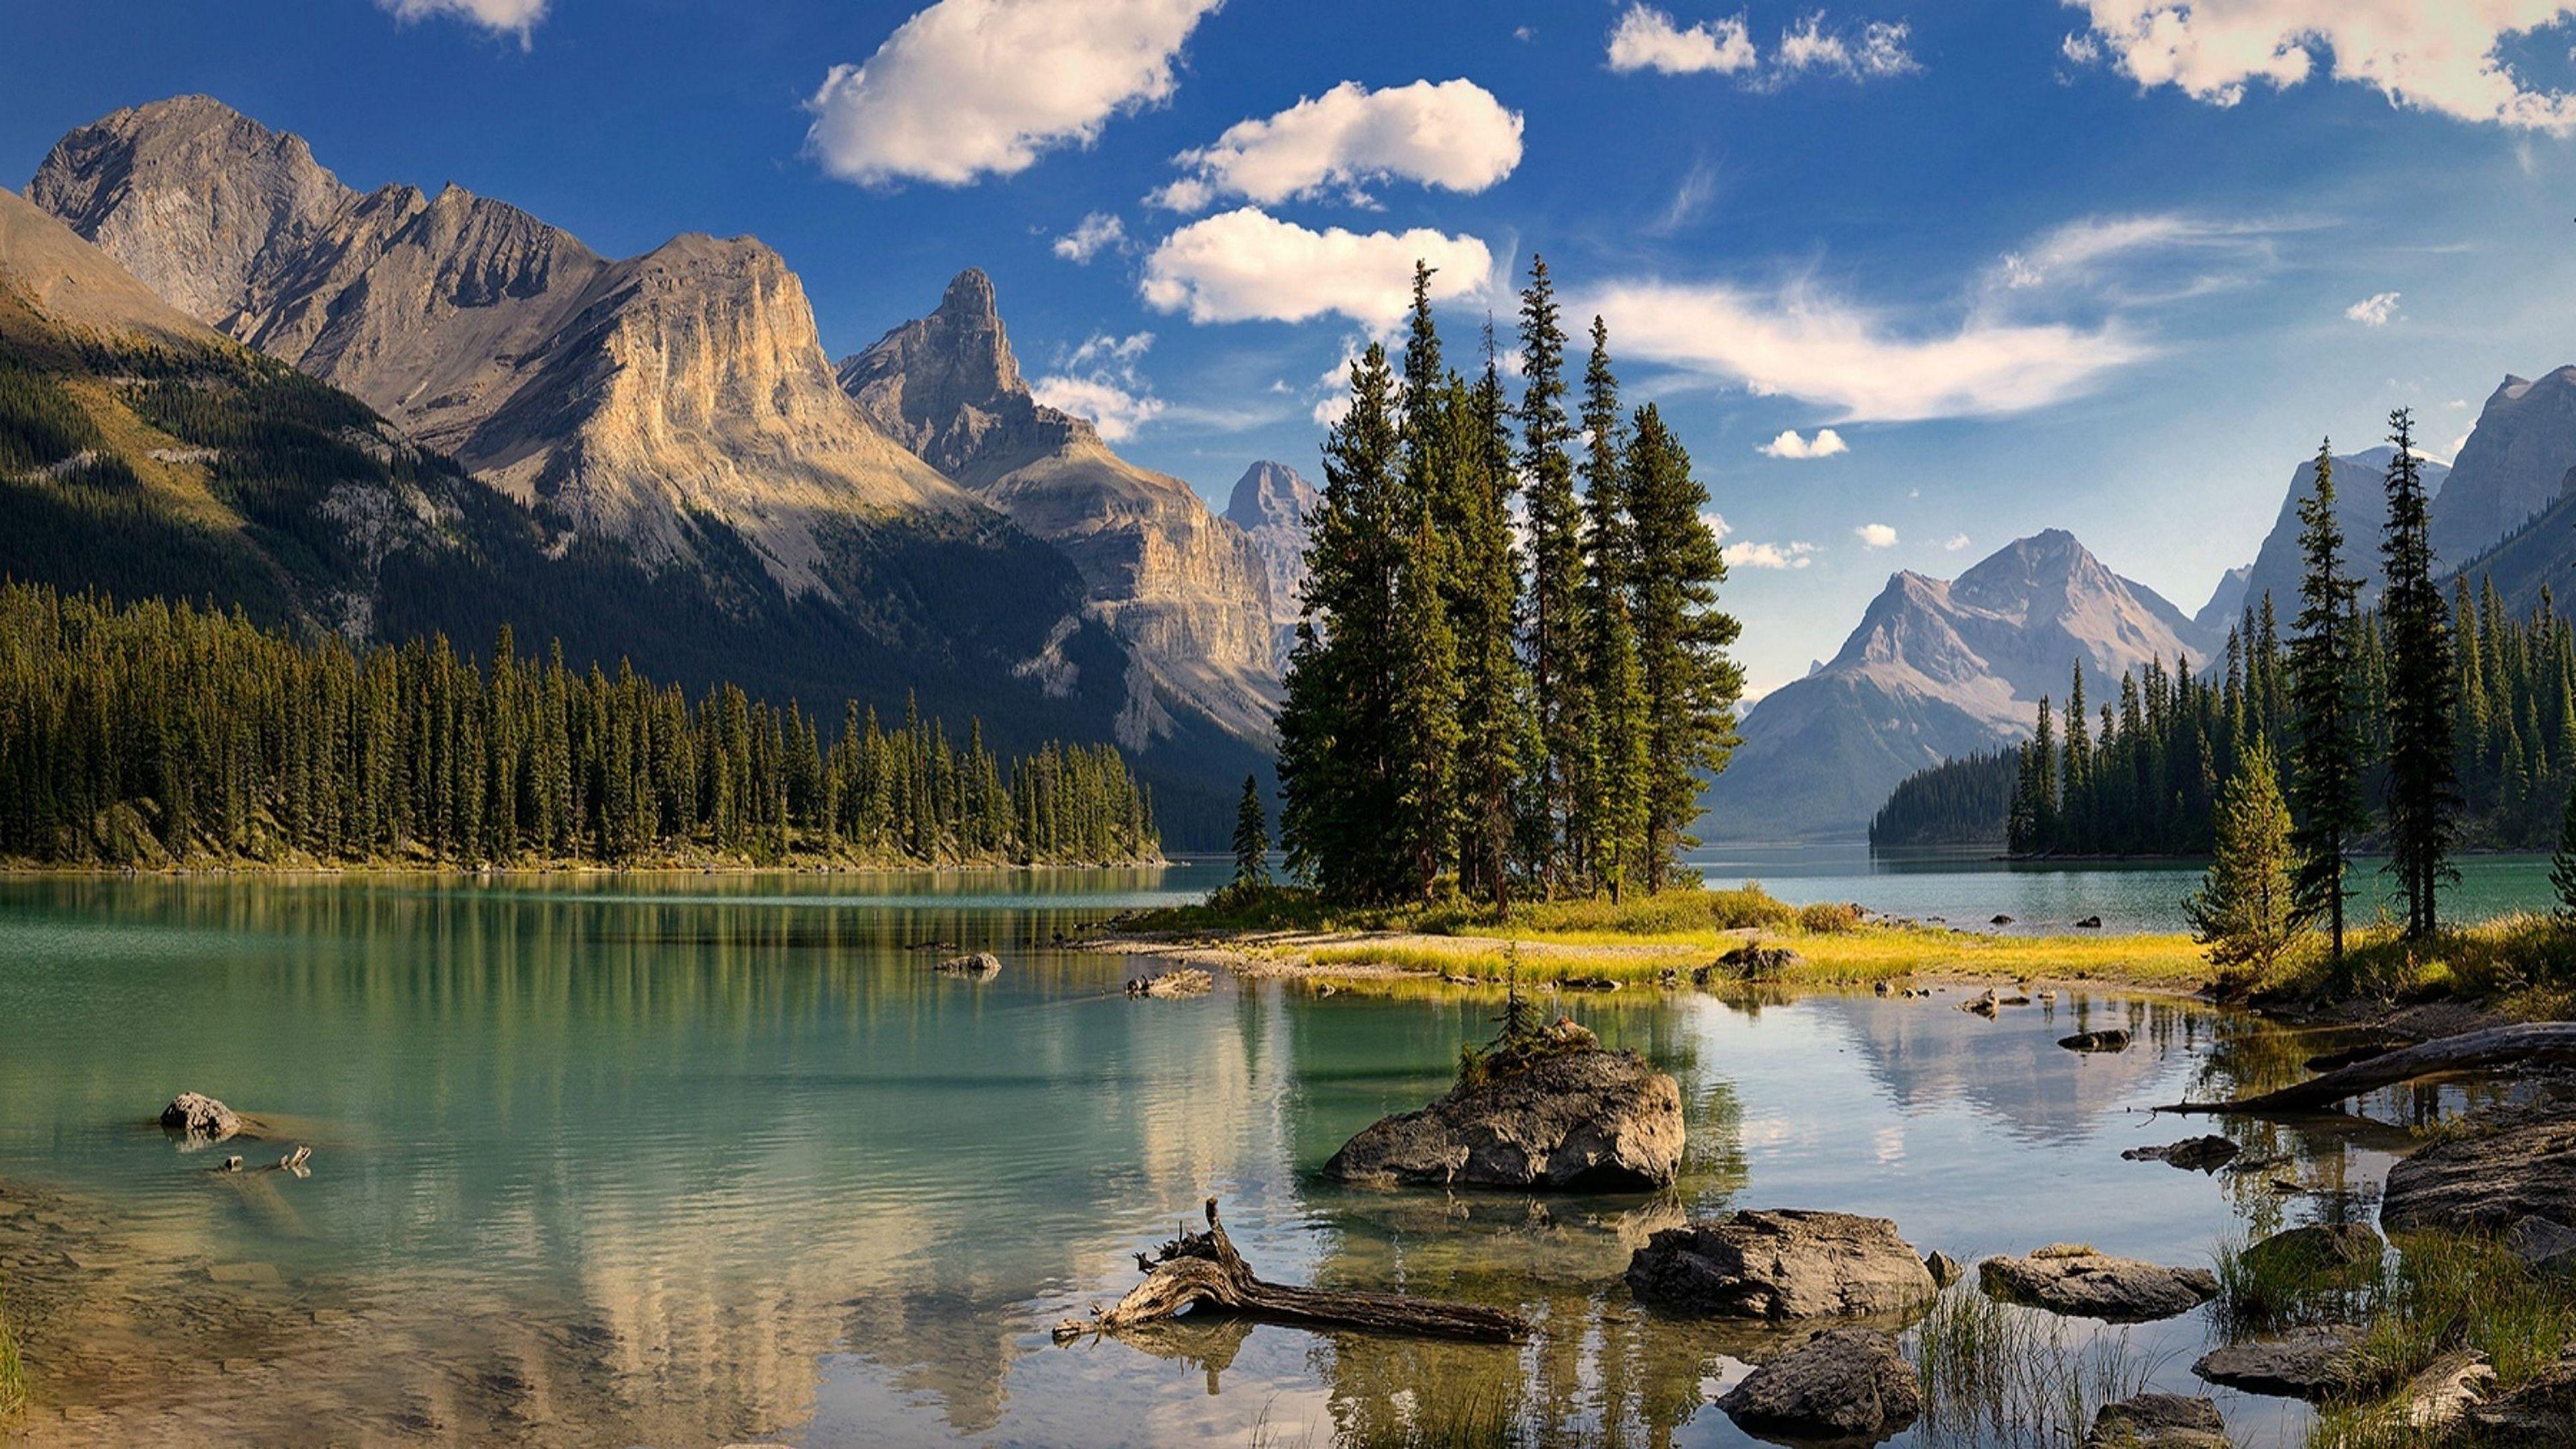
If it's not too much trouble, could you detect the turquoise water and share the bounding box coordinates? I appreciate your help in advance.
[0,871,2496,1447]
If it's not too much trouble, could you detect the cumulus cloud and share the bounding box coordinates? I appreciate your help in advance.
[1141,207,1494,329]
[805,0,1224,187]
[2346,290,2403,325]
[1030,331,1165,441]
[2063,0,2576,133]
[1728,539,1820,569]
[1584,274,2149,422]
[1945,532,1972,550]
[1053,212,1129,264]
[1774,13,1920,79]
[379,0,545,40]
[1758,427,1849,458]
[1855,523,1899,547]
[1152,79,1523,211]
[1607,5,1758,74]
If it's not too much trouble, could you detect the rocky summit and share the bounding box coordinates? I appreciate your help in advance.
[1224,460,1319,667]
[841,269,1279,747]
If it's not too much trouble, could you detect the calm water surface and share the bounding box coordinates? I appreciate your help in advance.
[0,866,2501,1447]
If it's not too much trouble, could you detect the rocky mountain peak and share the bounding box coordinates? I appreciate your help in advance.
[1224,460,1317,534]
[2432,365,2576,564]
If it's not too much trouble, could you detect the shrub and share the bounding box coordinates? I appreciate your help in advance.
[1797,900,1864,934]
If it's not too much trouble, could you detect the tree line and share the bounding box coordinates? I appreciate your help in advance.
[1276,260,1743,906]
[0,582,1159,868]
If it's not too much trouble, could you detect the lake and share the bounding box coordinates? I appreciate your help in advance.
[0,867,2519,1446]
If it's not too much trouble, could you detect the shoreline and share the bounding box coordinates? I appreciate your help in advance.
[0,856,1174,881]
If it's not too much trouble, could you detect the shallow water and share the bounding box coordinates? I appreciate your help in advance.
[0,870,2496,1446]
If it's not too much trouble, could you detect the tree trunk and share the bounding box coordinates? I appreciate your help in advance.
[1054,1198,1529,1344]
[2159,1022,2576,1116]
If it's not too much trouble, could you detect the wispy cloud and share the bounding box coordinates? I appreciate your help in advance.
[1053,212,1130,264]
[379,0,545,43]
[1030,331,1165,441]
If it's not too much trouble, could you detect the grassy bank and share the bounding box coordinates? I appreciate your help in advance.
[0,1272,24,1426]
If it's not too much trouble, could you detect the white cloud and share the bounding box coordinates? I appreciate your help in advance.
[1053,212,1129,264]
[1152,79,1523,211]
[1030,331,1165,440]
[1758,427,1849,458]
[379,0,544,40]
[1988,212,2282,296]
[1141,207,1494,329]
[2065,0,2576,133]
[1944,532,1971,550]
[2346,290,2403,325]
[1855,523,1899,547]
[1585,274,2149,422]
[805,0,1224,187]
[1727,539,1820,569]
[1775,14,1920,79]
[1607,5,1758,74]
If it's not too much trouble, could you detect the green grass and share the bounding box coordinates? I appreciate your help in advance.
[0,1273,25,1424]
[2212,1231,2377,1335]
[1911,1289,2162,1449]
[2269,912,2576,1018]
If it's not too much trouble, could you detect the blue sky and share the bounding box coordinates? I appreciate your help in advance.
[7,0,2576,693]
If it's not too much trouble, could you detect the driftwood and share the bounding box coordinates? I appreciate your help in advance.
[2159,1022,2576,1116]
[1053,1198,1528,1344]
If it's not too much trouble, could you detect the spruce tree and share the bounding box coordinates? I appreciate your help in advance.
[2379,407,2459,938]
[1623,403,1742,883]
[1454,331,1534,911]
[2183,739,2300,992]
[2553,779,2576,919]
[1517,256,1587,891]
[2287,440,2367,978]
[1389,504,1464,901]
[1577,316,1649,899]
[1231,773,1269,892]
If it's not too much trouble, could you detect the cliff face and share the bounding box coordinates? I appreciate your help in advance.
[1224,460,1318,666]
[841,270,1280,744]
[2431,368,2576,568]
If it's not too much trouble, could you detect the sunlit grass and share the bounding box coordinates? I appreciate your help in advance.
[1911,1289,2161,1449]
[0,1273,26,1424]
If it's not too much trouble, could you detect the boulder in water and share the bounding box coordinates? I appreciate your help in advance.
[934,951,1002,979]
[2192,1324,2367,1397]
[1980,1245,2218,1322]
[1626,1209,1939,1320]
[160,1091,241,1140]
[2060,1028,2132,1053]
[2084,1393,2230,1447]
[2122,1136,2237,1171]
[2383,1116,2576,1234]
[1325,1047,1682,1190]
[1716,1326,1921,1441]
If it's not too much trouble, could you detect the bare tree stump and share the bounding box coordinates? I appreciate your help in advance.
[2159,1023,2576,1116]
[1053,1198,1528,1344]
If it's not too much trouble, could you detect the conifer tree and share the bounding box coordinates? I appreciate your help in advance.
[2553,780,2576,919]
[1389,504,1463,900]
[1517,256,1587,891]
[1454,332,1534,910]
[2287,440,2367,977]
[2183,740,2299,991]
[2379,407,2459,938]
[1577,316,1648,899]
[1231,773,1269,892]
[1623,403,1741,882]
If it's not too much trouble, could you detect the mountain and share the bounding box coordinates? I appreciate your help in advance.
[2233,445,2451,621]
[2428,368,2576,566]
[15,96,1268,843]
[2194,563,2253,635]
[1700,531,2219,840]
[839,270,1279,745]
[1222,460,1318,665]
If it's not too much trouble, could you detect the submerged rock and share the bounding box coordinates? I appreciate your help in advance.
[1626,1209,1939,1320]
[1324,1048,1683,1190]
[2192,1324,2366,1398]
[1979,1246,2218,1322]
[2383,1116,2576,1234]
[160,1091,241,1140]
[2084,1393,2229,1447]
[2121,1136,2238,1171]
[1716,1326,1921,1442]
[2241,1222,2382,1279]
[2059,1028,2132,1053]
[934,951,1002,979]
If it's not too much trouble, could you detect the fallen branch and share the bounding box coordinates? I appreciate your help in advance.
[1053,1197,1528,1344]
[2157,1022,2576,1116]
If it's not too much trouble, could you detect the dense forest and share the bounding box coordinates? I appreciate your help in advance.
[1277,260,1741,906]
[0,582,1158,868]
[1867,750,2015,847]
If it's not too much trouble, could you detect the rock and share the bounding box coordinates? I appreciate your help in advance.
[2076,915,2104,928]
[1923,1251,1965,1288]
[1625,1209,1939,1320]
[2084,1393,2230,1447]
[1991,914,2015,925]
[2383,1116,2576,1234]
[1325,1048,1684,1191]
[2122,1136,2238,1171]
[2060,1028,2132,1053]
[1225,461,1319,667]
[2390,1350,2493,1430]
[1980,1246,2219,1322]
[1127,968,1212,999]
[1556,975,1619,993]
[2192,1324,2367,1397]
[2508,1214,2576,1271]
[1714,943,1801,980]
[1716,1326,1921,1442]
[2466,1347,2576,1444]
[1872,979,1893,997]
[160,1091,241,1140]
[2239,1222,2381,1280]
[934,951,1001,978]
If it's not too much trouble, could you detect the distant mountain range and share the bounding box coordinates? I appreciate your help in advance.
[2229,444,2452,620]
[5,94,1288,843]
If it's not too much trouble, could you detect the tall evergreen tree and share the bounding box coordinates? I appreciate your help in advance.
[2286,439,2367,978]
[1577,316,1648,899]
[1623,403,1741,883]
[1454,331,1535,910]
[1517,256,1587,892]
[2553,780,2576,920]
[2184,739,2300,991]
[1231,773,1269,891]
[1389,504,1463,900]
[2379,407,2459,938]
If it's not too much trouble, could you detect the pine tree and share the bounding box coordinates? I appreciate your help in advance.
[2182,740,2300,991]
[1231,773,1269,892]
[1517,256,1587,892]
[2287,439,2367,979]
[1388,500,1463,902]
[2553,780,2576,920]
[1577,316,1648,899]
[2379,407,2459,938]
[1623,404,1742,883]
[1454,331,1534,910]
